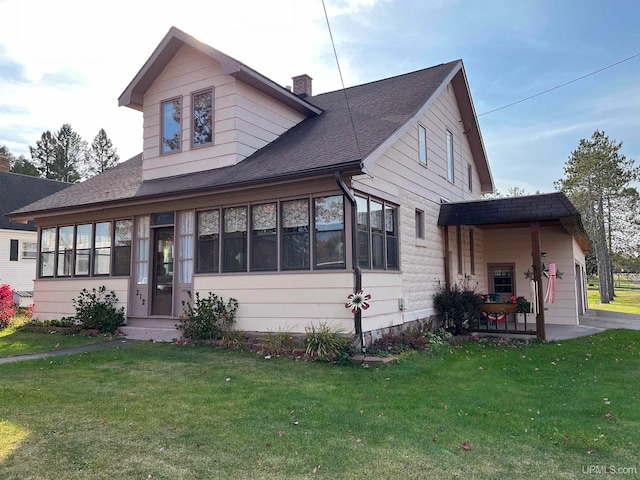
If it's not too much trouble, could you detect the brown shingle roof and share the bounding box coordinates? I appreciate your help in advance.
[437,192,590,250]
[12,61,466,217]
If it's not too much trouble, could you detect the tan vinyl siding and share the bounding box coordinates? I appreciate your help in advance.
[359,271,403,332]
[194,272,354,333]
[32,278,128,321]
[141,44,305,181]
[484,226,580,325]
[352,80,484,324]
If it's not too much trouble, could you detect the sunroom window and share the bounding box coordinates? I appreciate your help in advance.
[251,203,277,271]
[222,207,247,272]
[314,195,345,269]
[354,194,399,270]
[281,199,310,270]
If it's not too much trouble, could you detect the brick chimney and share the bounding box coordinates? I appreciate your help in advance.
[292,74,313,97]
[0,154,9,173]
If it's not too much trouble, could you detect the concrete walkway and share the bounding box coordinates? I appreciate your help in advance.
[0,338,137,365]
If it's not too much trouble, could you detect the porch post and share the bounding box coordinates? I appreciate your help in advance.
[530,221,546,340]
[443,226,451,290]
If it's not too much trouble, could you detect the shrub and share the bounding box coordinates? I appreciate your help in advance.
[432,283,483,335]
[178,291,239,340]
[72,286,125,334]
[0,284,17,328]
[262,328,297,355]
[304,322,354,362]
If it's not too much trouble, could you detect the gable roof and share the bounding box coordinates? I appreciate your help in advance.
[119,26,322,117]
[10,33,493,220]
[437,192,590,251]
[0,172,71,231]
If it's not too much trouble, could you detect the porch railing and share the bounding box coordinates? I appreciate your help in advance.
[474,303,537,335]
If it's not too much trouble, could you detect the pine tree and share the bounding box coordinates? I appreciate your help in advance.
[29,131,58,179]
[555,130,640,303]
[11,155,40,176]
[86,128,119,178]
[51,124,86,183]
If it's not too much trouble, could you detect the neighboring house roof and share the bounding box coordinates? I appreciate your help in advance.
[0,172,71,231]
[437,192,590,251]
[9,29,493,220]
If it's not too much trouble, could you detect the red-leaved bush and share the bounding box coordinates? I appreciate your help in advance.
[0,284,17,327]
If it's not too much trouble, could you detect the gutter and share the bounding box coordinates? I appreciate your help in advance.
[335,171,364,351]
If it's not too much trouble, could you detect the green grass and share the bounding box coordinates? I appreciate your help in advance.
[1,331,639,479]
[588,280,640,314]
[0,320,113,358]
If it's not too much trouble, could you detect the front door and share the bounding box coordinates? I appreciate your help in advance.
[152,227,174,316]
[488,263,515,302]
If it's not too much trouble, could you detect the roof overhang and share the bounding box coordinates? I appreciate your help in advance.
[437,192,590,252]
[118,26,322,117]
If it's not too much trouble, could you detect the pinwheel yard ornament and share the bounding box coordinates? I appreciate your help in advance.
[345,291,372,314]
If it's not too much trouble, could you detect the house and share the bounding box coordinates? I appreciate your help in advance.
[9,27,588,341]
[0,156,71,304]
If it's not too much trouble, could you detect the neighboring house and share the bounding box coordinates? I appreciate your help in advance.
[9,27,588,340]
[0,157,71,305]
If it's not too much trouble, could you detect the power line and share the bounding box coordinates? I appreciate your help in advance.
[478,52,640,117]
[321,0,363,160]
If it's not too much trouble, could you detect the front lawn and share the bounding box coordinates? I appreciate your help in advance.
[1,331,639,479]
[588,281,640,314]
[0,321,113,359]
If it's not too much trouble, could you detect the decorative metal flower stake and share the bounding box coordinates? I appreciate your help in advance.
[345,291,372,314]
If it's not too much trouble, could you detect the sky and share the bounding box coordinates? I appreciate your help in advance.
[0,0,639,194]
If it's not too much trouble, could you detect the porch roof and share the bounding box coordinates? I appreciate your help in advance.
[437,192,590,251]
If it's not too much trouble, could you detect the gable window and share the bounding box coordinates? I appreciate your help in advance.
[192,89,213,147]
[356,196,370,268]
[314,195,345,269]
[161,97,182,154]
[75,224,92,276]
[222,206,247,272]
[197,210,220,273]
[39,228,56,277]
[9,239,18,261]
[418,124,427,165]
[468,163,473,193]
[281,199,310,270]
[415,209,425,239]
[446,129,454,182]
[22,241,37,259]
[251,203,277,271]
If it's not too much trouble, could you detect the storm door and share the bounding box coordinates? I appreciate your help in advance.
[151,212,176,316]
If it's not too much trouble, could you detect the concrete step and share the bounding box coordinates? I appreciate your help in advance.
[119,326,182,342]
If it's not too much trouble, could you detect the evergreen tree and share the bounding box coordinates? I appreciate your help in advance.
[52,124,86,183]
[11,155,40,176]
[555,130,640,303]
[29,130,58,179]
[86,128,119,177]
